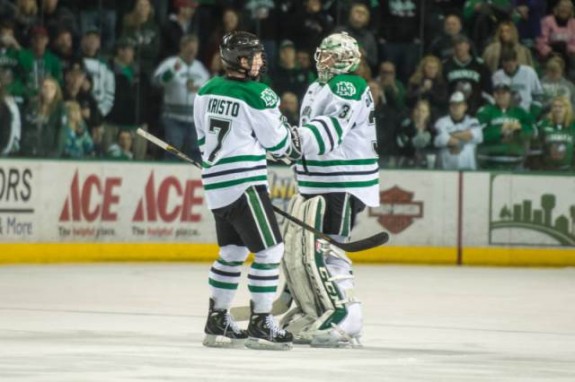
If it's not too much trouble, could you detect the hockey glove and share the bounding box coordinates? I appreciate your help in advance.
[285,125,303,161]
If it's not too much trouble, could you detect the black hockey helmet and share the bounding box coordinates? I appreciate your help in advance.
[220,31,265,78]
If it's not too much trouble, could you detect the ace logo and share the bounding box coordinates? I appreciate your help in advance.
[60,171,122,222]
[133,173,203,222]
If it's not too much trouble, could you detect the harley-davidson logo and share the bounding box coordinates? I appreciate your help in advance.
[369,186,423,234]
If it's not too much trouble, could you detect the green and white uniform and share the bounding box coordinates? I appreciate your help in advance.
[194,76,295,317]
[476,104,534,170]
[194,76,292,210]
[297,74,379,207]
[536,119,575,171]
[281,73,379,346]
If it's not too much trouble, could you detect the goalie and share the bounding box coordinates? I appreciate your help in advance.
[279,32,380,347]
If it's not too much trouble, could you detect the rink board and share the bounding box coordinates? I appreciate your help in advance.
[1,160,574,265]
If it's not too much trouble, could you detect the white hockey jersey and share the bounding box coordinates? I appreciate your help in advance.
[492,65,543,112]
[153,56,210,122]
[194,76,292,209]
[297,74,379,207]
[433,114,483,170]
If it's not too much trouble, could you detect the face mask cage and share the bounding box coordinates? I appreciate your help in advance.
[314,34,361,84]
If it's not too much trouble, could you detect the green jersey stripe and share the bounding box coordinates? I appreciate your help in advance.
[265,130,289,151]
[198,137,205,146]
[329,117,343,143]
[204,175,267,190]
[305,123,326,155]
[298,158,378,166]
[298,179,379,188]
[202,155,266,168]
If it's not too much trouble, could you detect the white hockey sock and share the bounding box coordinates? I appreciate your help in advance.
[209,245,249,310]
[249,243,283,313]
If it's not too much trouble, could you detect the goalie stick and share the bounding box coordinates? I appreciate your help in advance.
[136,128,389,252]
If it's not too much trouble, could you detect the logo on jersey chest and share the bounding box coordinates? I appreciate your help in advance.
[335,81,356,97]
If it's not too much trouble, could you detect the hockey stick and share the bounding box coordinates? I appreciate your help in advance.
[136,128,389,252]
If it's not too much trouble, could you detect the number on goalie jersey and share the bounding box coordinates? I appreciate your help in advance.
[297,72,380,208]
[280,32,381,347]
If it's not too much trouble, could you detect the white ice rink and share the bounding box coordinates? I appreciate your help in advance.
[1,264,574,382]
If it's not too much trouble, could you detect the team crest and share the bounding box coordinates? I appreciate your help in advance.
[260,88,278,107]
[335,81,356,97]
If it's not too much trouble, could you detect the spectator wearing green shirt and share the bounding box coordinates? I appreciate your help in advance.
[477,82,534,170]
[375,61,407,113]
[535,96,575,171]
[0,20,26,105]
[17,26,62,98]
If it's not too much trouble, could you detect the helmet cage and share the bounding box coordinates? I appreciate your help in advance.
[314,32,361,83]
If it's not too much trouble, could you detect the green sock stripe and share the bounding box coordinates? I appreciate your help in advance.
[251,262,280,270]
[217,259,244,267]
[248,285,278,293]
[209,278,239,290]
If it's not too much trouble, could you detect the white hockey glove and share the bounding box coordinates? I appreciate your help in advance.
[271,125,302,164]
[285,125,303,161]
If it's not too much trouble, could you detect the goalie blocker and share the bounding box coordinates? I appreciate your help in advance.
[279,194,363,348]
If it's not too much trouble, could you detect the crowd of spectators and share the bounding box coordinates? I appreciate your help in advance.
[0,0,574,172]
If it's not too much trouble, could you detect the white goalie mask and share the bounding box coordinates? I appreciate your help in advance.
[314,32,361,84]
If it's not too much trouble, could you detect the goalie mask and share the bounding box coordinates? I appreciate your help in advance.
[220,31,266,80]
[314,32,361,84]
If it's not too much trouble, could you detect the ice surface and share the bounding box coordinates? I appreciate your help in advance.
[1,264,574,381]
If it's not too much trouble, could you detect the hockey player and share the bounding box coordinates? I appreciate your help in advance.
[279,32,380,347]
[193,31,301,350]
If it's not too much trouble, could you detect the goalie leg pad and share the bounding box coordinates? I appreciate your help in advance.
[282,195,362,345]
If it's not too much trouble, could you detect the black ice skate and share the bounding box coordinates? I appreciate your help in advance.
[246,301,293,350]
[203,298,247,348]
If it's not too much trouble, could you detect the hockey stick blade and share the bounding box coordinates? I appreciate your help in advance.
[272,206,389,252]
[137,128,389,252]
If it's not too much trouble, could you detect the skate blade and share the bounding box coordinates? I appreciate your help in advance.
[202,334,246,348]
[245,337,293,351]
[293,336,312,345]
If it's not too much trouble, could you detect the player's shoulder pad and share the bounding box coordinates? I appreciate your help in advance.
[327,74,367,101]
[198,77,279,110]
